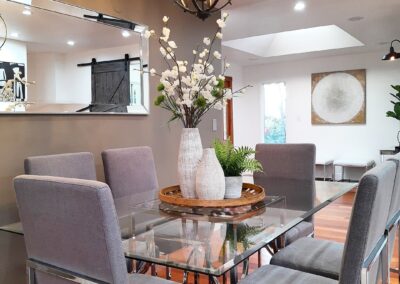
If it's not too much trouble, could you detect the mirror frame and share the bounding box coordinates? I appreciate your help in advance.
[0,0,150,115]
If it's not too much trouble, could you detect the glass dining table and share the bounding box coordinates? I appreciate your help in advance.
[0,181,356,284]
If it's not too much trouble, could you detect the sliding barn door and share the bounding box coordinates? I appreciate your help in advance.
[91,59,130,112]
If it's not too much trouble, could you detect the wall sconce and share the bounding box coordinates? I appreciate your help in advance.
[174,0,232,20]
[382,39,400,61]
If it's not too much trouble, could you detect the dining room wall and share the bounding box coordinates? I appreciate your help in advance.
[229,50,400,166]
[0,0,223,226]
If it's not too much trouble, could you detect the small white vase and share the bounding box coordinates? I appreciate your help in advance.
[196,148,225,200]
[178,128,203,198]
[224,176,243,199]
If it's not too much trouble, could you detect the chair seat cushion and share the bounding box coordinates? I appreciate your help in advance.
[271,237,343,280]
[129,273,177,283]
[241,264,338,284]
[284,221,314,245]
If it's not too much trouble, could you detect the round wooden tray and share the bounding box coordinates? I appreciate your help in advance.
[159,183,265,208]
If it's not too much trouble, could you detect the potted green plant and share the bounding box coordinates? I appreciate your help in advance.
[386,85,400,153]
[213,139,263,199]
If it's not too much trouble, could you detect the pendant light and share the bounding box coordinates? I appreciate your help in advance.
[382,40,400,61]
[174,0,232,20]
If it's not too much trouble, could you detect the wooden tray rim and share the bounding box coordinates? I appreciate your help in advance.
[159,183,265,208]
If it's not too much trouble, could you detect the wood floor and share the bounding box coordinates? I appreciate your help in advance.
[151,191,399,283]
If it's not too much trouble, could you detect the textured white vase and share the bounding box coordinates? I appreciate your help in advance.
[178,128,203,198]
[196,148,225,200]
[224,176,243,199]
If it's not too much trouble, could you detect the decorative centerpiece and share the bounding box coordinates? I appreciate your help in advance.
[386,85,400,153]
[214,139,263,199]
[145,14,249,199]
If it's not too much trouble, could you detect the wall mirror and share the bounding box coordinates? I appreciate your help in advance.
[0,0,149,114]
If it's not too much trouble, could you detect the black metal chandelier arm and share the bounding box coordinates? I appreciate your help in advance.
[205,0,232,12]
[0,14,7,50]
[391,39,400,48]
[192,0,205,14]
[174,1,198,14]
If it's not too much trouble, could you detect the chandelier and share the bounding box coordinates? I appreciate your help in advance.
[0,14,7,50]
[174,0,232,20]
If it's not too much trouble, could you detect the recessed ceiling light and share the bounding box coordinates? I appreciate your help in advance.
[67,40,75,46]
[294,1,306,11]
[22,9,31,15]
[11,32,19,38]
[122,30,131,38]
[348,16,364,22]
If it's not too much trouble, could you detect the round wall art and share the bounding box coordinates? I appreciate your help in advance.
[311,69,366,124]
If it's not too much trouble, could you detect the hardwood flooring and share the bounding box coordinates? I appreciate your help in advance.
[150,191,399,283]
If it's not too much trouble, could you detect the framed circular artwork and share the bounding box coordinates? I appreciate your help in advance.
[311,69,366,124]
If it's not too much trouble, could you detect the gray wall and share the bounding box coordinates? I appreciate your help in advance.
[0,1,223,281]
[0,0,223,226]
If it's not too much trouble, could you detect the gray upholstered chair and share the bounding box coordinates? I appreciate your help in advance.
[254,144,316,246]
[387,154,400,279]
[14,175,174,284]
[241,160,396,284]
[102,147,158,203]
[24,152,97,180]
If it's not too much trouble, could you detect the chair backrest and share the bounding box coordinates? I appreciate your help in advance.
[254,144,316,212]
[14,175,127,284]
[24,152,97,180]
[102,146,159,201]
[387,154,400,258]
[339,160,396,284]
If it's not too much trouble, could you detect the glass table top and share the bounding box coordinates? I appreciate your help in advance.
[0,181,356,276]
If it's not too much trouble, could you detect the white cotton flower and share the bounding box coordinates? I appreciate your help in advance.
[167,47,172,52]
[168,41,177,49]
[144,30,152,39]
[214,101,224,110]
[199,52,206,58]
[162,27,170,39]
[198,59,203,63]
[163,16,169,23]
[217,19,226,28]
[179,65,187,73]
[216,32,223,39]
[149,68,156,76]
[218,75,225,80]
[193,50,197,55]
[213,51,222,60]
[222,12,229,19]
[224,89,233,99]
[226,62,231,68]
[207,64,214,74]
[184,60,188,65]
[160,47,167,56]
[203,37,211,45]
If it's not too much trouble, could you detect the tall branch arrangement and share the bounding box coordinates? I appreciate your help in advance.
[144,13,250,128]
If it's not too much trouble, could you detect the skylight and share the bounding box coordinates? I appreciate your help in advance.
[222,25,364,58]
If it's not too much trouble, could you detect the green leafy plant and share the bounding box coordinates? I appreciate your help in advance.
[225,223,264,250]
[386,85,400,147]
[386,85,400,121]
[213,139,263,177]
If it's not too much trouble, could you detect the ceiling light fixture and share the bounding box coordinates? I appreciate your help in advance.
[67,40,75,46]
[122,30,130,38]
[294,1,306,11]
[382,39,400,61]
[174,0,232,21]
[22,9,31,15]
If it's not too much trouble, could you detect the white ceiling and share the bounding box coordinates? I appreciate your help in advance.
[222,0,400,66]
[0,0,141,54]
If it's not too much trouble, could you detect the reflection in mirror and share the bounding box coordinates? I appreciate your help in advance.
[0,0,149,114]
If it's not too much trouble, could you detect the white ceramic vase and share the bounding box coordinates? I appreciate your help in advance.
[224,176,243,199]
[178,128,203,198]
[196,148,225,200]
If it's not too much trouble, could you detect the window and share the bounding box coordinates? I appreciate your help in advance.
[263,82,286,143]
